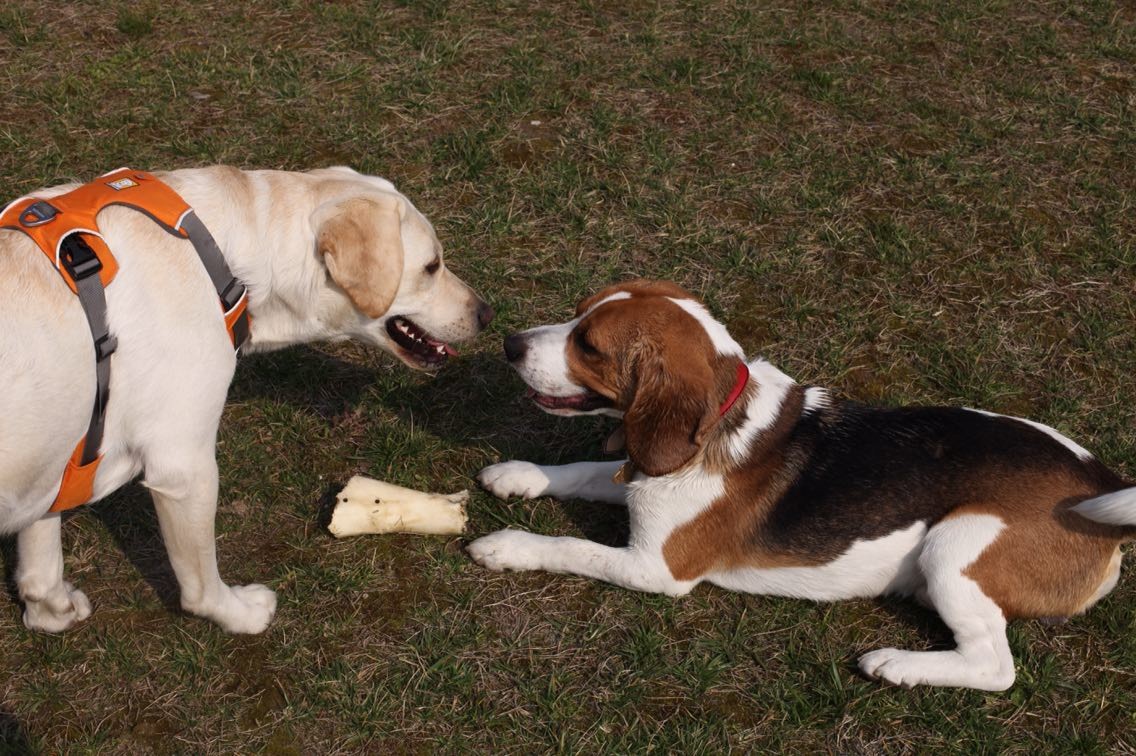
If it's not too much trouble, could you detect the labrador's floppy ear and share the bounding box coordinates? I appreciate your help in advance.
[314,195,405,319]
[622,345,719,477]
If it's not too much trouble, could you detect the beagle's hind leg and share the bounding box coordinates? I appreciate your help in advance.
[859,514,1016,691]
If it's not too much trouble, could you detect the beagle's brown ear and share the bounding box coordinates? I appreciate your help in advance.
[622,347,718,477]
[315,195,405,319]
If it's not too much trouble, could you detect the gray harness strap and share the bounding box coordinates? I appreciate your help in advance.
[45,207,248,471]
[59,234,117,466]
[178,210,250,349]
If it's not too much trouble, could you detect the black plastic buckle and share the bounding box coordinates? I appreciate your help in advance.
[20,201,59,228]
[219,278,245,311]
[59,235,102,280]
[94,333,118,361]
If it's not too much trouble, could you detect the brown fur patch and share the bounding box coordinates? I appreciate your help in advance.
[574,278,694,316]
[565,284,757,477]
[662,384,812,581]
[953,490,1128,619]
[565,294,725,476]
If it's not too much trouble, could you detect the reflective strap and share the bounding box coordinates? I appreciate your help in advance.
[178,210,250,350]
[71,250,116,465]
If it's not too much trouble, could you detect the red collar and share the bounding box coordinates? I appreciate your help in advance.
[718,362,749,416]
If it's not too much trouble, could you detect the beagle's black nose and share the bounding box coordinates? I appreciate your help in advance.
[503,333,527,363]
[477,301,495,330]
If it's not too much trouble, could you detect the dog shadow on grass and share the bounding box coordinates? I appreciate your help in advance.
[228,345,599,455]
[88,486,182,613]
[226,345,380,421]
[402,350,634,545]
[850,596,957,672]
[224,345,560,447]
[0,708,32,755]
[1,346,623,619]
[0,538,19,607]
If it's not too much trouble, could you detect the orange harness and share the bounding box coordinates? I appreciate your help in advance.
[0,168,250,512]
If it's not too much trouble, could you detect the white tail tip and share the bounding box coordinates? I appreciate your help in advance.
[1073,487,1136,526]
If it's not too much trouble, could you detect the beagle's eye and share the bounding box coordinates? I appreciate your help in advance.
[425,258,441,275]
[575,329,601,356]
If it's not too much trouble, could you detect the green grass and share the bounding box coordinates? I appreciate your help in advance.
[2,0,1135,752]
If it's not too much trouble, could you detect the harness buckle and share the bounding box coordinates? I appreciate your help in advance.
[59,235,102,280]
[219,278,245,312]
[94,333,118,361]
[20,201,59,228]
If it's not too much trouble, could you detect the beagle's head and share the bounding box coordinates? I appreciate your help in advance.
[311,168,493,370]
[504,280,747,476]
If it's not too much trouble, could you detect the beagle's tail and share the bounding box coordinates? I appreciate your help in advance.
[1073,487,1136,527]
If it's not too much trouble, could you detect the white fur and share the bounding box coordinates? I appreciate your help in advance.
[15,517,91,632]
[478,460,627,504]
[666,298,744,357]
[860,514,1015,690]
[509,320,580,401]
[1,166,487,633]
[583,291,632,316]
[726,359,796,460]
[709,521,928,600]
[967,408,1093,461]
[470,461,726,595]
[1073,487,1136,526]
[509,292,630,417]
[802,386,831,413]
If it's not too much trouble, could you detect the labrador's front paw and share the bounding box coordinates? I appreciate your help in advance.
[186,583,277,634]
[22,582,92,633]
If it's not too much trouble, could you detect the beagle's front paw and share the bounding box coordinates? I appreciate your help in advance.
[477,461,551,500]
[467,529,545,572]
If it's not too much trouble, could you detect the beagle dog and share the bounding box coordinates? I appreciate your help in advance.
[469,279,1134,691]
[1,166,491,634]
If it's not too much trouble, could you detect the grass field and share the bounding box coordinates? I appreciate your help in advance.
[2,0,1135,752]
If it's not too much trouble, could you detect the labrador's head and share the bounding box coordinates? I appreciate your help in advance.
[311,170,493,369]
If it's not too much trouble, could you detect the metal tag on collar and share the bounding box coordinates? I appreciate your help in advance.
[20,200,59,228]
[612,461,636,484]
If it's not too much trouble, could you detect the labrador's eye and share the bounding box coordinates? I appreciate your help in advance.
[425,258,441,275]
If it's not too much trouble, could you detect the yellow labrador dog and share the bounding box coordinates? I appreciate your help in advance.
[0,166,492,633]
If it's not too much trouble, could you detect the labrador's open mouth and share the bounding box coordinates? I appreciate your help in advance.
[526,387,612,413]
[386,316,456,368]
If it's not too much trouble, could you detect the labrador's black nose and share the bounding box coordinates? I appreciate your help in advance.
[477,301,495,330]
[503,333,527,362]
